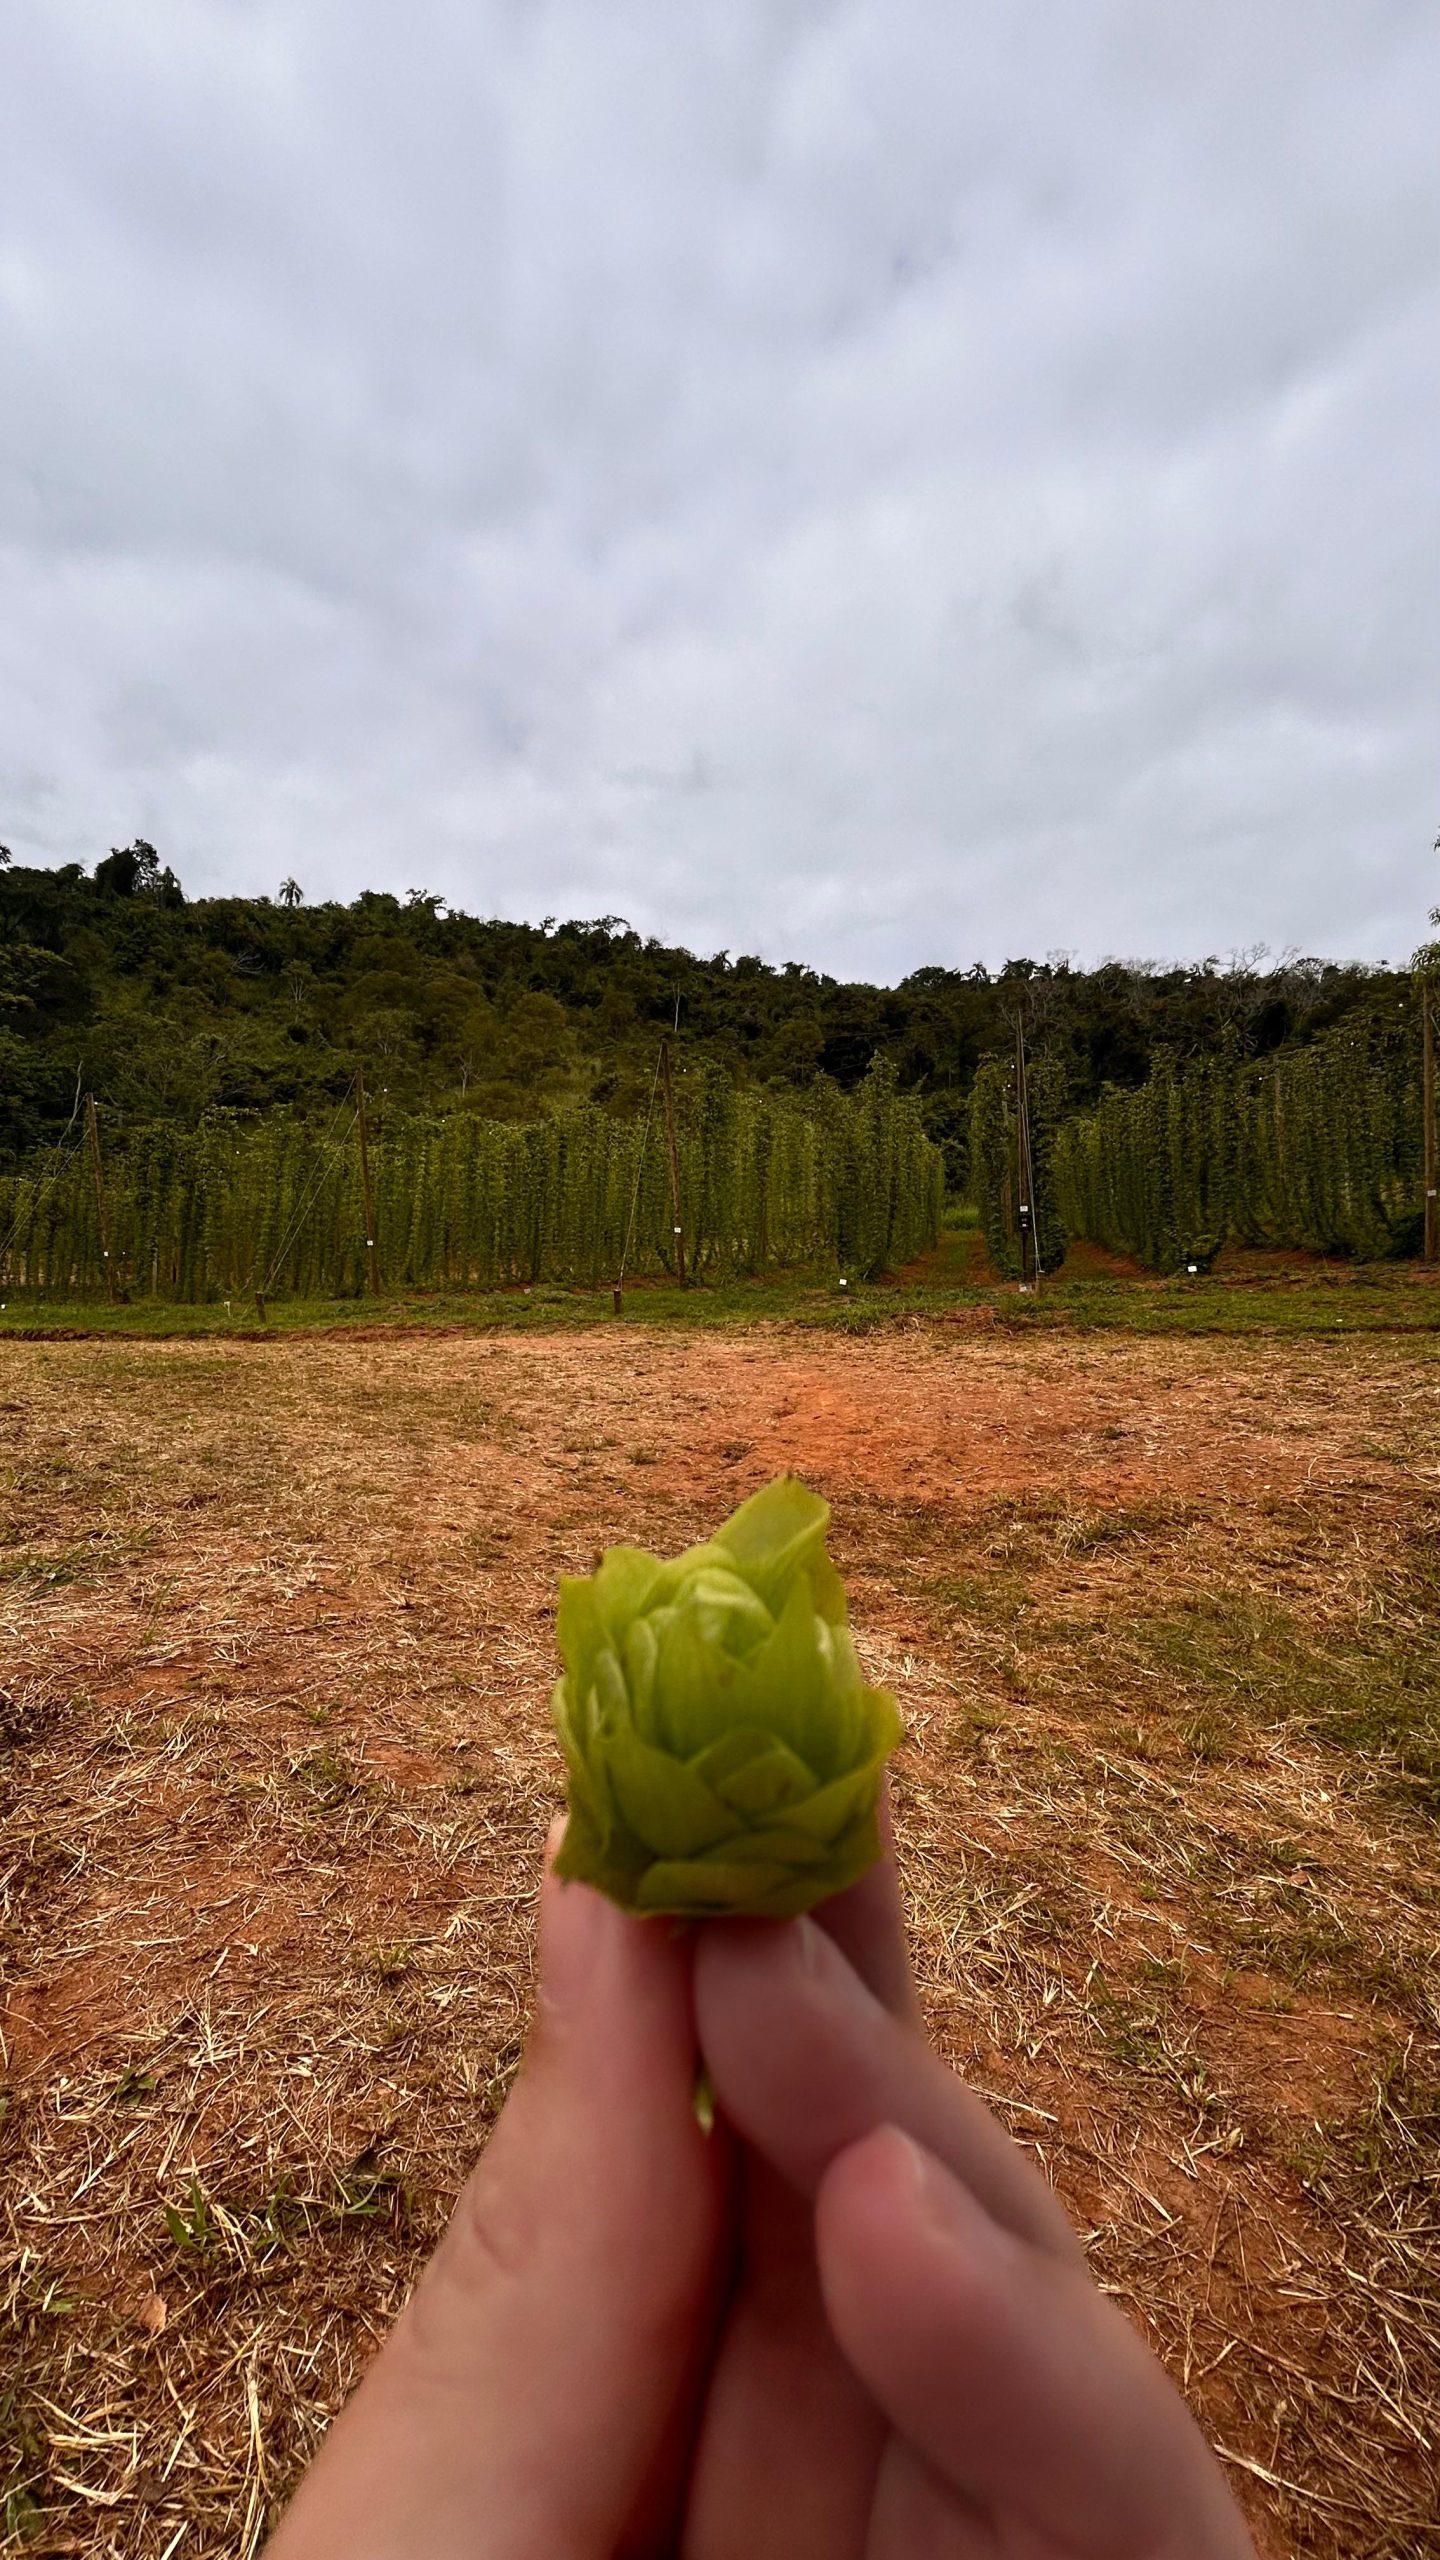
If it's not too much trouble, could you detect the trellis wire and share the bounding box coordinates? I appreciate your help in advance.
[255,1075,360,1302]
[614,1042,665,1295]
[0,1074,86,1282]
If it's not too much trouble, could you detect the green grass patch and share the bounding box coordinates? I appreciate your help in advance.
[929,1568,1035,1628]
[0,1543,105,1591]
[2,1258,1437,1342]
[1116,1579,1440,1813]
[1050,1272,1440,1339]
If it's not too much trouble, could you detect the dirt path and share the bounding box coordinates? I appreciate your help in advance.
[2,1325,1438,2555]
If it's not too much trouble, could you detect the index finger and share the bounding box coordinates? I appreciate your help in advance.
[695,1909,1080,2261]
[812,1787,923,2028]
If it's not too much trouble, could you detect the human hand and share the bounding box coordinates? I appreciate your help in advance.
[268,1831,1255,2558]
[686,1871,1256,2557]
[266,1825,726,2558]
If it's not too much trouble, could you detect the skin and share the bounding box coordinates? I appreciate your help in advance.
[268,1825,1256,2560]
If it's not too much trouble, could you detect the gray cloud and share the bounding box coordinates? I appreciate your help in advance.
[2,0,1437,976]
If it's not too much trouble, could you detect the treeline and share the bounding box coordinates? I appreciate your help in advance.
[0,843,1412,1181]
[0,1062,942,1301]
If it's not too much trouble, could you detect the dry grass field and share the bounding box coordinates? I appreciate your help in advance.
[2,1320,1438,2556]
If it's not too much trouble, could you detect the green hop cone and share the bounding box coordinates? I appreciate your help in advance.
[551,1474,902,1920]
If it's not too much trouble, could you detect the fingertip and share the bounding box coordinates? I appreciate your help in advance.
[695,1914,902,2201]
[813,1848,922,2025]
[538,1852,693,2041]
[698,1904,889,2007]
[814,2124,907,2292]
[813,2126,1022,2516]
[691,1913,799,2024]
[814,2130,1253,2559]
[696,1916,1081,2254]
[818,2121,923,2224]
[817,2125,1003,2298]
[694,1912,872,2070]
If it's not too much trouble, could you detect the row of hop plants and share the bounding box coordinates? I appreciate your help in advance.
[1051,1023,1425,1268]
[968,1052,1068,1279]
[0,1061,943,1300]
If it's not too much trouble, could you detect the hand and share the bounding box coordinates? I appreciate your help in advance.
[268,1832,1255,2559]
[267,1827,726,2559]
[687,1877,1256,2558]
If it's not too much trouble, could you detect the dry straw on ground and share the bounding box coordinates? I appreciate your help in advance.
[2,1323,1438,2556]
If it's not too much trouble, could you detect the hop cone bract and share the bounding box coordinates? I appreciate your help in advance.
[551,1475,901,1919]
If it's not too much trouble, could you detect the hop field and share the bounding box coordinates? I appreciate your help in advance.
[2,1312,1438,2556]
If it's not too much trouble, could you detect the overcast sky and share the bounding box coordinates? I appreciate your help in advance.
[2,2,1437,980]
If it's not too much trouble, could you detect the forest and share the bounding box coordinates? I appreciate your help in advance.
[0,841,1419,1191]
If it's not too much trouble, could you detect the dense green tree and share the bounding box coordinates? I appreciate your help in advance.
[93,840,186,906]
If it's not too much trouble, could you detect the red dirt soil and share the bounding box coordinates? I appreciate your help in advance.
[2,1324,1437,2557]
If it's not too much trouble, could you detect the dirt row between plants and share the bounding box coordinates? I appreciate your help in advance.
[2,1324,1438,2555]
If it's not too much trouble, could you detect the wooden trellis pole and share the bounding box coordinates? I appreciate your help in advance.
[1014,1010,1038,1291]
[85,1093,119,1302]
[660,1037,687,1287]
[1414,972,1424,1264]
[356,1065,381,1295]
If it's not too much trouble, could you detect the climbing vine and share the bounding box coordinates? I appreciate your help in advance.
[0,1062,943,1301]
[968,1052,1067,1278]
[1053,1018,1425,1266]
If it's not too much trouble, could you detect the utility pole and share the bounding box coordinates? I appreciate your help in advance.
[1414,972,1424,1264]
[1014,1010,1037,1292]
[85,1093,119,1303]
[355,1066,381,1296]
[659,1038,688,1286]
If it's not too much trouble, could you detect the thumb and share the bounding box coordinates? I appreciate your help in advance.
[268,1846,726,2560]
[816,2126,1255,2560]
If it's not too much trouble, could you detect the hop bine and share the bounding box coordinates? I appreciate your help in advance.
[551,1475,901,1920]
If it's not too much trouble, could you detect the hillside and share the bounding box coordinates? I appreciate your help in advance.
[0,841,1415,1181]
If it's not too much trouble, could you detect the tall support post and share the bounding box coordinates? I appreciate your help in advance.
[355,1065,381,1296]
[1014,1010,1037,1291]
[1414,972,1424,1264]
[659,1038,688,1287]
[85,1092,119,1303]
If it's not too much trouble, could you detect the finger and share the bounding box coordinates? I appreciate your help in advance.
[817,2128,1255,2560]
[868,2439,998,2560]
[269,1849,726,2560]
[812,1792,923,2028]
[695,1910,1078,2259]
[683,1814,921,2555]
[681,2154,887,2560]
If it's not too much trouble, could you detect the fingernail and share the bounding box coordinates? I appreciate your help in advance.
[794,1913,884,2015]
[538,1855,629,2021]
[878,2124,930,2190]
[881,2125,994,2253]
